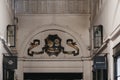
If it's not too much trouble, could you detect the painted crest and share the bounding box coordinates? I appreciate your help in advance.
[44,34,63,56]
[27,34,79,56]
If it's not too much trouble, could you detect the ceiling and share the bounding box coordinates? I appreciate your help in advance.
[15,0,90,14]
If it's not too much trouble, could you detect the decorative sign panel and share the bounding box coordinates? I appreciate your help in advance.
[93,56,106,69]
[27,34,79,57]
[3,56,17,69]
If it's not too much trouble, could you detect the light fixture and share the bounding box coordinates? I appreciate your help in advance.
[93,25,103,48]
[7,25,16,47]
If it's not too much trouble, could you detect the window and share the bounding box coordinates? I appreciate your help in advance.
[114,56,120,80]
[117,56,120,80]
[113,43,120,80]
[93,56,108,80]
[93,69,107,80]
[3,56,17,80]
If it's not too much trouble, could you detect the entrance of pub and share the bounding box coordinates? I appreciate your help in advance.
[24,73,83,80]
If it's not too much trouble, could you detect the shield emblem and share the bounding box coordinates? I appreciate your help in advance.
[44,34,63,56]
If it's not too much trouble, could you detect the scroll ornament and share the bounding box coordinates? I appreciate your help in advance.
[27,34,79,56]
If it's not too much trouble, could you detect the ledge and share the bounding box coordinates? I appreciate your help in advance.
[0,37,13,56]
[91,42,108,59]
[17,56,91,61]
[110,24,120,40]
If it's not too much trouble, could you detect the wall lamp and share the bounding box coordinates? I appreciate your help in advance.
[7,25,16,47]
[93,25,103,48]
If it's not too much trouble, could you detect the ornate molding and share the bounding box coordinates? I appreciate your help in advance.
[27,34,79,56]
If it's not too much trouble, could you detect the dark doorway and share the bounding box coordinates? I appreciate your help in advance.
[24,73,83,80]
